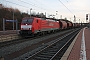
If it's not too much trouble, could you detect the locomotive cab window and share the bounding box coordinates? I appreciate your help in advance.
[22,18,33,24]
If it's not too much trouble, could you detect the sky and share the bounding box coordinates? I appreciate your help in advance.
[0,0,90,23]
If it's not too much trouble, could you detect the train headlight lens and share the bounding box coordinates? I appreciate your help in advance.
[26,24,27,25]
[29,28,31,30]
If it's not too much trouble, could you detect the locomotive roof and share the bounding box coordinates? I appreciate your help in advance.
[22,17,40,20]
[22,17,72,23]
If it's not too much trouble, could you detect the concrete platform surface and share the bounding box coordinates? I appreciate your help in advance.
[61,27,90,60]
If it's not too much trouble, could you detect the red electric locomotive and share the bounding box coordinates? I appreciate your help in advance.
[19,17,60,35]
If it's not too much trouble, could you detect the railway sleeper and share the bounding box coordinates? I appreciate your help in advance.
[40,52,55,56]
[49,49,58,51]
[49,47,59,49]
[37,55,52,58]
[34,57,49,60]
[43,49,57,52]
[41,50,57,53]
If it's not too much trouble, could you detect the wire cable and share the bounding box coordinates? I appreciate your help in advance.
[58,0,74,15]
[4,0,47,14]
[65,0,75,13]
[4,0,55,18]
[33,0,54,11]
[5,0,29,8]
[18,0,53,14]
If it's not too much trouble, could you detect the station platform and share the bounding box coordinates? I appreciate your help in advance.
[61,27,90,60]
[0,30,20,43]
[0,30,19,36]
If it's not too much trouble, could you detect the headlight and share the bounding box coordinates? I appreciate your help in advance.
[29,28,31,30]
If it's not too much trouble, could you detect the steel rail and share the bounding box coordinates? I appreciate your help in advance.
[24,28,80,60]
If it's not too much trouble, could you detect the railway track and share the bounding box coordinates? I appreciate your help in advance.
[0,28,81,60]
[0,32,52,48]
[0,29,72,48]
[22,28,80,60]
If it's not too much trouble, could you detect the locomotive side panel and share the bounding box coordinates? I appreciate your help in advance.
[32,18,41,34]
[40,19,59,32]
[40,19,49,31]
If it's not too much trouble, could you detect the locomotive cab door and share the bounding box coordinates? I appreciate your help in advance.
[33,19,41,33]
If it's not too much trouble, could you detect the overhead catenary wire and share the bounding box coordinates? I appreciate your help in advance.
[66,0,68,2]
[19,0,46,11]
[65,0,83,22]
[4,0,42,15]
[31,0,56,17]
[5,0,29,9]
[4,0,77,20]
[58,0,75,15]
[33,0,55,11]
[5,0,54,17]
[19,0,55,16]
[65,0,75,13]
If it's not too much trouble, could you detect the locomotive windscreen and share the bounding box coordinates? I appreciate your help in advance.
[22,18,33,24]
